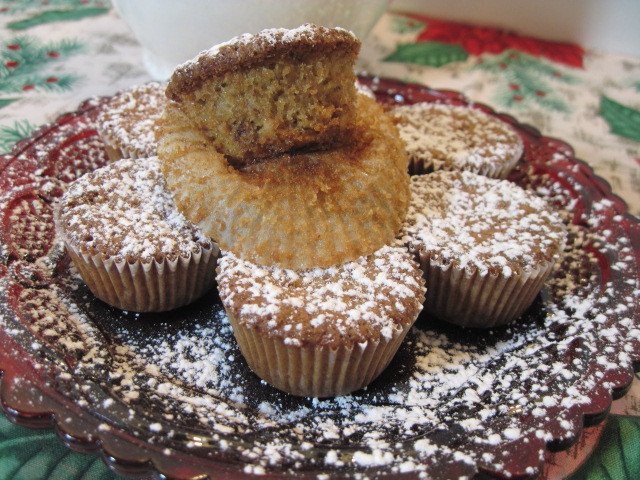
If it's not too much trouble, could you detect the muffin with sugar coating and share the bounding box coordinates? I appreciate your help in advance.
[97,82,166,161]
[402,170,565,328]
[392,103,523,178]
[217,245,426,397]
[165,24,360,166]
[55,157,218,312]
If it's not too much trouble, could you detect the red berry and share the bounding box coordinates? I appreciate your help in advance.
[22,84,34,91]
[47,51,60,58]
[509,83,520,91]
[513,95,524,102]
[7,44,20,51]
[46,76,58,83]
[5,60,18,68]
[535,90,546,97]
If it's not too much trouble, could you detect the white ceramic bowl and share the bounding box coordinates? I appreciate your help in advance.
[113,0,388,80]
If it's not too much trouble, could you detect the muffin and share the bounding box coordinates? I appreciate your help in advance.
[392,103,524,177]
[96,82,166,161]
[55,157,218,312]
[157,94,409,270]
[216,245,425,397]
[165,24,360,166]
[402,171,566,328]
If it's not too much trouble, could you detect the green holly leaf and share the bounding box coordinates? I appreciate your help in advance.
[600,95,640,142]
[568,415,640,480]
[383,41,469,67]
[8,7,110,30]
[0,415,122,480]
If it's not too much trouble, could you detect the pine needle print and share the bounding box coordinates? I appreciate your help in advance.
[474,50,579,112]
[0,0,109,16]
[0,119,36,153]
[0,35,83,94]
[0,1,110,30]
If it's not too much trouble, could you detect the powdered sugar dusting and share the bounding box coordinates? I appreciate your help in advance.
[96,82,165,158]
[0,84,638,479]
[2,187,638,477]
[177,24,357,72]
[402,171,566,276]
[217,245,425,346]
[57,157,212,261]
[393,103,523,174]
[355,80,375,98]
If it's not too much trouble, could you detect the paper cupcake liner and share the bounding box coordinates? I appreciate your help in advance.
[96,124,148,161]
[157,96,409,270]
[228,313,413,397]
[417,254,555,328]
[65,241,218,312]
[408,142,523,179]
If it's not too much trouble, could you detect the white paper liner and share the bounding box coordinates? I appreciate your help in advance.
[417,253,555,328]
[65,241,218,312]
[228,313,414,398]
[96,124,151,161]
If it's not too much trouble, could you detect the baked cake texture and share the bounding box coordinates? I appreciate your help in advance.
[217,245,425,397]
[96,82,166,160]
[55,157,218,312]
[157,94,410,269]
[392,103,524,177]
[402,170,566,328]
[165,24,360,165]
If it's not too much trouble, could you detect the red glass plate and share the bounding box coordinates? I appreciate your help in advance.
[0,77,638,479]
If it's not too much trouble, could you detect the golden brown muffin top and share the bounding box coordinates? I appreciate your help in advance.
[402,171,566,276]
[166,24,360,100]
[392,103,523,172]
[217,245,425,348]
[56,157,213,263]
[97,82,166,157]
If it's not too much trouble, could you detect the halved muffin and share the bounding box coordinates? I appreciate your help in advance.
[165,24,360,165]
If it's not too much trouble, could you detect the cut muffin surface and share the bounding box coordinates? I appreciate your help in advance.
[166,24,360,165]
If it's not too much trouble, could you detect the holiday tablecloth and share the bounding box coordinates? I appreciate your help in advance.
[0,2,639,479]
